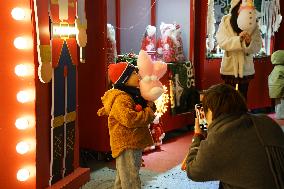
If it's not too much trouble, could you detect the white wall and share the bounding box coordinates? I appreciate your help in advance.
[120,0,151,54]
[156,0,190,60]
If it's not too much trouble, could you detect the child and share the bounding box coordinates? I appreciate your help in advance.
[268,50,284,119]
[97,62,155,189]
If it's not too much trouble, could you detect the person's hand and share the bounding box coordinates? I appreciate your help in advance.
[240,31,251,45]
[194,118,203,134]
[239,31,246,42]
[244,33,251,46]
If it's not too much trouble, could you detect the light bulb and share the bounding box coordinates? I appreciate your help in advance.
[15,118,29,130]
[14,37,28,49]
[17,169,30,181]
[16,141,30,154]
[11,7,26,21]
[15,64,33,77]
[16,90,35,103]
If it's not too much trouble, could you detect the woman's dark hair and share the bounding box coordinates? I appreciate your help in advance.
[202,84,247,120]
[230,1,243,34]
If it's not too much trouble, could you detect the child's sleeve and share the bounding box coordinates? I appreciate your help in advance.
[111,95,155,128]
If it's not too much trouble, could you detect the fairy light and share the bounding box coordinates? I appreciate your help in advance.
[16,141,30,154]
[17,168,30,181]
[154,85,169,117]
[11,7,26,21]
[15,64,34,77]
[16,90,35,103]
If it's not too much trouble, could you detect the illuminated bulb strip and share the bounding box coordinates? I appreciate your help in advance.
[16,90,35,103]
[16,141,30,154]
[17,169,30,181]
[11,7,26,21]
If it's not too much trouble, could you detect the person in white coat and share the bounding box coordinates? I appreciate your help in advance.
[216,0,262,100]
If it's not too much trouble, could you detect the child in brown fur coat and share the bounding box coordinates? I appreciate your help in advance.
[97,62,155,189]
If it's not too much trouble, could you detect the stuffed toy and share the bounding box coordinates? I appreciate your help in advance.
[149,116,165,147]
[137,50,167,101]
[141,25,156,52]
[172,24,186,62]
[156,22,186,63]
[234,0,258,78]
[237,0,257,34]
[156,22,176,62]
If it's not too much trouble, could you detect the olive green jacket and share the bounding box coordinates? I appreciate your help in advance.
[269,50,284,98]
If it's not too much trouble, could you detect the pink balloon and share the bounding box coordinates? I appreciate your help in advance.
[137,50,167,101]
[139,79,164,101]
[137,50,153,78]
[153,61,167,79]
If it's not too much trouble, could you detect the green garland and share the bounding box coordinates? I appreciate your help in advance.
[115,52,138,66]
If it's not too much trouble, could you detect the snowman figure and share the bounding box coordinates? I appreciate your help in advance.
[237,0,257,34]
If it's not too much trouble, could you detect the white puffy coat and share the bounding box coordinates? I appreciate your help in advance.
[216,15,262,78]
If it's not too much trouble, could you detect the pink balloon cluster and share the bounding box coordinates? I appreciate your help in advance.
[137,50,167,101]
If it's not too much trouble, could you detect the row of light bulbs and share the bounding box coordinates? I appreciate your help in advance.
[12,6,35,182]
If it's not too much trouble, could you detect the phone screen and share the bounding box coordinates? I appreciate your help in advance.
[195,104,207,129]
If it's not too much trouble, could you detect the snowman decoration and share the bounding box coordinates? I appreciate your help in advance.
[237,0,257,34]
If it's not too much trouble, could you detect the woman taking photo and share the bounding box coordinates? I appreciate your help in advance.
[184,84,284,189]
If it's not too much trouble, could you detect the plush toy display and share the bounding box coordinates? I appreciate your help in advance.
[137,50,167,101]
[156,22,186,63]
[237,0,257,34]
[141,25,156,52]
[156,22,176,62]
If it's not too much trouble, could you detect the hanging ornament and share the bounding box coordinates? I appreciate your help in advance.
[206,0,216,51]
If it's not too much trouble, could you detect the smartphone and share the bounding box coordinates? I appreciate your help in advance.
[194,103,207,130]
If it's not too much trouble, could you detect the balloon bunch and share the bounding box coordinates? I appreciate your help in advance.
[137,50,167,101]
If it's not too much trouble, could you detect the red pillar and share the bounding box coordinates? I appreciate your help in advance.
[78,0,110,152]
[193,0,208,89]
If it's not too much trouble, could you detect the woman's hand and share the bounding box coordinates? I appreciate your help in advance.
[240,31,251,46]
[239,31,246,42]
[244,33,251,46]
